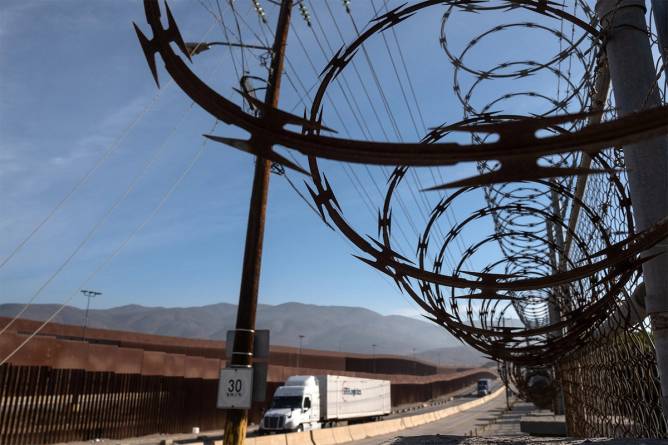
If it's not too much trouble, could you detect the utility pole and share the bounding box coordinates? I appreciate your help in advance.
[595,0,668,421]
[547,188,566,415]
[80,289,101,341]
[223,1,293,444]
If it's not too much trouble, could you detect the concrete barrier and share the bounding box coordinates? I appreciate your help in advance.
[376,418,403,436]
[252,434,288,445]
[285,430,314,445]
[520,413,567,436]
[362,417,401,437]
[410,414,427,426]
[400,415,414,429]
[442,406,458,417]
[310,427,338,445]
[330,425,353,444]
[346,424,368,441]
[423,412,436,423]
[263,386,505,445]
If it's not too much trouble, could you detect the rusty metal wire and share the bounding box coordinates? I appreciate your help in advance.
[560,318,667,437]
[133,0,668,438]
[436,4,667,437]
[298,0,664,368]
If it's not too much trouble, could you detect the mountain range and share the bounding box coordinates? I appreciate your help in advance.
[0,301,489,365]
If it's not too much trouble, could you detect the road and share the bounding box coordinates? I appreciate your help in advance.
[245,380,503,438]
[386,380,504,421]
[348,388,508,444]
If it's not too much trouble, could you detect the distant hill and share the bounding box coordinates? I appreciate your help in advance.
[0,301,490,365]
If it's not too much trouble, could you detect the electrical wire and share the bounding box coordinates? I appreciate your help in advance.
[0,83,172,272]
[0,119,220,365]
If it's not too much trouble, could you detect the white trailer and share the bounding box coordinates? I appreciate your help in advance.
[317,375,391,422]
[260,375,391,433]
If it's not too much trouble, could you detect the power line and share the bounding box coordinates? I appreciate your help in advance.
[0,118,220,365]
[0,82,172,272]
[0,90,211,337]
[0,20,220,273]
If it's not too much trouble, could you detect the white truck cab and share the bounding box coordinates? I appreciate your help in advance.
[261,375,321,433]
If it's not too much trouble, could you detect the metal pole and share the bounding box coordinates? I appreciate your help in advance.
[596,0,668,420]
[502,318,511,411]
[223,1,293,443]
[548,190,567,415]
[80,289,101,341]
[562,60,611,258]
[298,335,304,369]
[652,0,668,75]
[372,344,377,373]
[545,216,563,338]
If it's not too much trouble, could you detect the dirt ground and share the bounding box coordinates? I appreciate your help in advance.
[377,436,667,445]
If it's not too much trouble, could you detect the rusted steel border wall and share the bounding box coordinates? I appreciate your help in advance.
[0,317,468,376]
[0,364,224,445]
[0,319,495,444]
[0,364,493,445]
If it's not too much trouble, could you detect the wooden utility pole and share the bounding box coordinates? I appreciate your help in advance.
[223,1,293,444]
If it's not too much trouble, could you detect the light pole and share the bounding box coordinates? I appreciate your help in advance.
[297,334,304,369]
[80,289,101,341]
[184,41,271,56]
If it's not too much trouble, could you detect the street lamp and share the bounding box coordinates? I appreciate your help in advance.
[372,344,377,373]
[297,334,305,369]
[184,41,272,56]
[80,289,101,341]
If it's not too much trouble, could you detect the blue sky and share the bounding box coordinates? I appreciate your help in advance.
[0,1,592,318]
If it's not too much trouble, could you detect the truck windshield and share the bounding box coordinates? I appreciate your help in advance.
[477,380,488,389]
[271,396,303,409]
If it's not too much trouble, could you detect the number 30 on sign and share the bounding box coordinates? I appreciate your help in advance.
[217,367,253,409]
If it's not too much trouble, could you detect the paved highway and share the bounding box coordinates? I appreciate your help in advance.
[386,380,504,420]
[245,380,503,438]
[347,388,508,444]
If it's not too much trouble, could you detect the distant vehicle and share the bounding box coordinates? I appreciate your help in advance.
[477,378,491,397]
[260,375,391,433]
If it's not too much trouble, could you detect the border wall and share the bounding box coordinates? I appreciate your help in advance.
[0,317,495,444]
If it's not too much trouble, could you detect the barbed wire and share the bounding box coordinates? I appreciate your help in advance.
[131,0,668,437]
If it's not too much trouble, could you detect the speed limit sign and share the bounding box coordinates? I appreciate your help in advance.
[217,367,253,409]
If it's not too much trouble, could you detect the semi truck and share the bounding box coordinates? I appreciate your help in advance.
[260,375,391,433]
[477,378,491,396]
